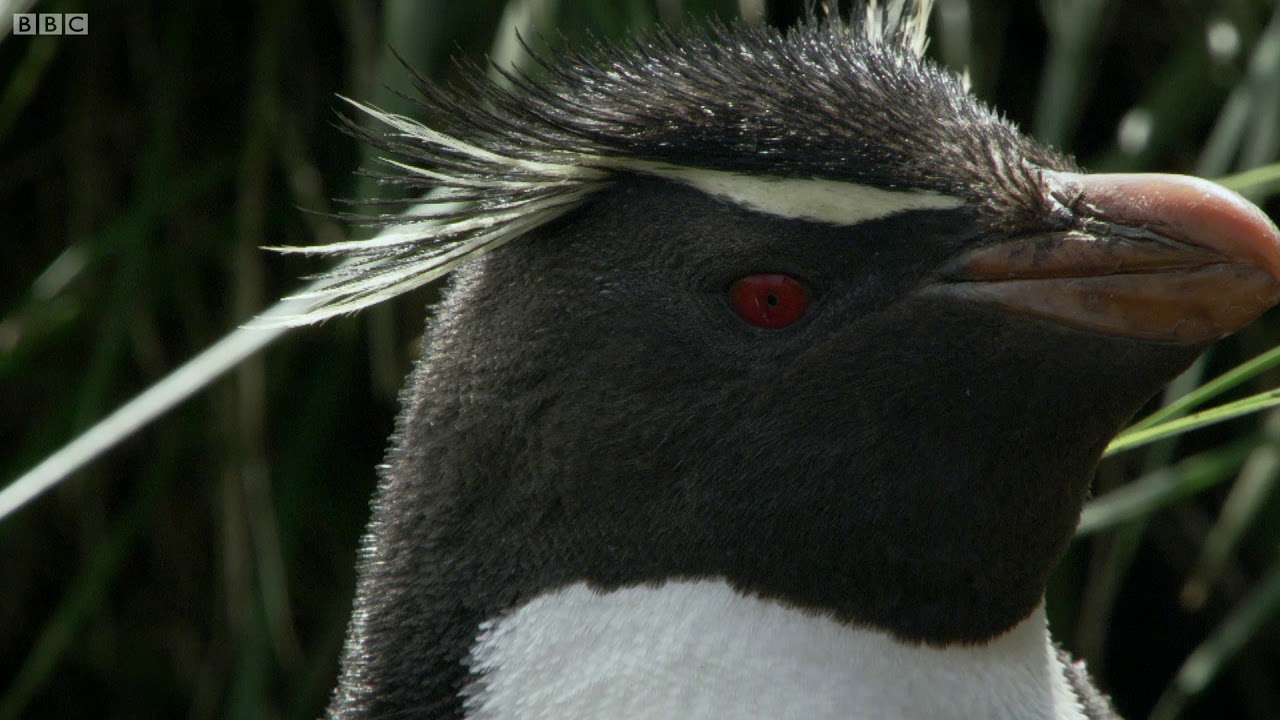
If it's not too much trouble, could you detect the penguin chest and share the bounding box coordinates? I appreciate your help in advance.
[462,579,1089,720]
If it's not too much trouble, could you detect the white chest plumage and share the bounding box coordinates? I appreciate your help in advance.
[463,579,1088,720]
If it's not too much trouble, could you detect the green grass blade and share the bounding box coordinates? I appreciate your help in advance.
[1033,0,1109,147]
[1180,413,1280,610]
[0,472,164,720]
[1149,559,1280,720]
[1125,345,1280,434]
[1107,390,1280,456]
[1218,161,1280,196]
[1078,441,1253,536]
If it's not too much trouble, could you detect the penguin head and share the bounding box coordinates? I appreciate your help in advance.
[303,5,1280,715]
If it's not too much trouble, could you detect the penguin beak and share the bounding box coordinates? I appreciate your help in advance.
[934,171,1280,344]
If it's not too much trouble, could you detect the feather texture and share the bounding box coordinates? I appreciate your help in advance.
[265,3,1059,326]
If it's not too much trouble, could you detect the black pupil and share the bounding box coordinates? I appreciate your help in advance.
[765,293,779,307]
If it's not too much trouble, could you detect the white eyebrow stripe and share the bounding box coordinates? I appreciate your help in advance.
[623,162,965,225]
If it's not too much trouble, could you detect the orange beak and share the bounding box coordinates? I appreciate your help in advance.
[936,171,1280,344]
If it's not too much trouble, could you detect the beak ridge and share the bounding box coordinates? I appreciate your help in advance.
[1042,170,1280,282]
[935,170,1280,344]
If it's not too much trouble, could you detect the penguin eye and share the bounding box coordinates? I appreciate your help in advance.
[729,274,809,329]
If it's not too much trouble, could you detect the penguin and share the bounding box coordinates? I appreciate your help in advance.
[277,2,1280,718]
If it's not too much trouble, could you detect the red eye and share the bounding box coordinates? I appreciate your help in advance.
[729,274,809,329]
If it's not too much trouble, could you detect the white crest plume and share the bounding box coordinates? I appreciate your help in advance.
[263,98,610,326]
[263,3,967,328]
[864,0,934,57]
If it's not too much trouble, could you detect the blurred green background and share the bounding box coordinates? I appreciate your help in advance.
[3,0,1280,718]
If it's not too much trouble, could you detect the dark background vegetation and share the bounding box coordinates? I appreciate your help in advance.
[3,0,1279,718]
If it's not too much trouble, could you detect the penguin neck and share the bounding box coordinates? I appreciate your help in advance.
[463,578,1088,720]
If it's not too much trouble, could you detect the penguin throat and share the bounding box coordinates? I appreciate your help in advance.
[462,579,1089,720]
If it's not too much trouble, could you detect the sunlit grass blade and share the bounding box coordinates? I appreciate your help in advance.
[1125,345,1280,434]
[1107,388,1280,457]
[1218,161,1280,196]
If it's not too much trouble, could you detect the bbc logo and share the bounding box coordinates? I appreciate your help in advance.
[13,14,89,36]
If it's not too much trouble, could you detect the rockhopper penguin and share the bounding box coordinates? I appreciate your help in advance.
[283,2,1280,718]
